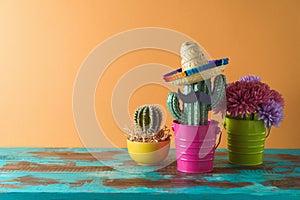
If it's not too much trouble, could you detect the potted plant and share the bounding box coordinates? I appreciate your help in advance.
[163,41,228,173]
[124,104,171,165]
[225,75,284,166]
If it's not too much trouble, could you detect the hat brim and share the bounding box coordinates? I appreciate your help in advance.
[163,58,229,86]
[169,66,226,85]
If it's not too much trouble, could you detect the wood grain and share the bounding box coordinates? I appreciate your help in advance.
[0,148,299,200]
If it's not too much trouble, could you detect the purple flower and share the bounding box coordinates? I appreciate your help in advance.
[268,89,285,107]
[258,99,284,128]
[239,75,261,82]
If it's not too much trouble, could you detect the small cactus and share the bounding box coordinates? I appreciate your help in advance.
[124,105,170,142]
[134,105,162,135]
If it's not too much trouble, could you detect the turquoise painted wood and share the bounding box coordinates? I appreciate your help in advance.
[0,148,299,200]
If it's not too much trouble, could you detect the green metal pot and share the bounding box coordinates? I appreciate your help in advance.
[225,117,266,166]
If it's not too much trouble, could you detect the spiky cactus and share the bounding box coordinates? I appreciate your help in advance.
[166,41,227,126]
[134,105,162,135]
[124,105,171,142]
[167,75,226,126]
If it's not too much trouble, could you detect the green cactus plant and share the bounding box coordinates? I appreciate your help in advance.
[167,74,226,126]
[134,105,162,135]
[124,105,170,142]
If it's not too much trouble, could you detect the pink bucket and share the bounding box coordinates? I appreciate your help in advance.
[172,120,221,173]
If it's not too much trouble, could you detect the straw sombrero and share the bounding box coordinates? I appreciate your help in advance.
[163,41,229,86]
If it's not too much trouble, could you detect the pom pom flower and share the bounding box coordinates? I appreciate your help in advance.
[258,99,284,128]
[226,75,284,130]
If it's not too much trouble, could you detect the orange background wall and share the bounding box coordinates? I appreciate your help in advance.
[0,0,299,148]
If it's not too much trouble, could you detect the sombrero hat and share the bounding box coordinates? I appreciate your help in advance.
[163,41,229,86]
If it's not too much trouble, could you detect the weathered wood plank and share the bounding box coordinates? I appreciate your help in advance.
[0,148,299,200]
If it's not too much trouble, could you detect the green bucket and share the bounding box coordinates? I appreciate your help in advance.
[225,117,266,166]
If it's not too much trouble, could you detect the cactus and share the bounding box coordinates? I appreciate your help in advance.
[124,105,171,142]
[134,105,162,135]
[166,41,227,126]
[167,75,226,126]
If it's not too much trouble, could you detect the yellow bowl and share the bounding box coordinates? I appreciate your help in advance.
[127,139,170,165]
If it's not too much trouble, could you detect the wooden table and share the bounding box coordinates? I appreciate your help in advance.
[0,148,299,199]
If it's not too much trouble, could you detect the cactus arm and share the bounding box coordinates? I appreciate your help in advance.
[166,92,183,123]
[208,74,226,110]
[205,78,212,96]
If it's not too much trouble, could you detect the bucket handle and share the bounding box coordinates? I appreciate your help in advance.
[266,127,271,138]
[215,131,222,149]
